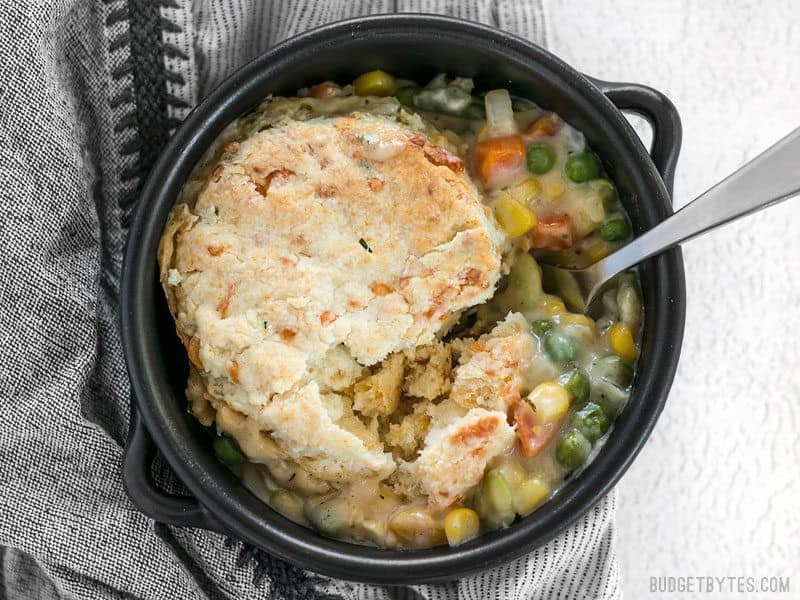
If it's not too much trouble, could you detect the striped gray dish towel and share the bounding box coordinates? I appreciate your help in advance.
[0,1,619,598]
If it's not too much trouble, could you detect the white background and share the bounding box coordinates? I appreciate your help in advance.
[545,1,800,598]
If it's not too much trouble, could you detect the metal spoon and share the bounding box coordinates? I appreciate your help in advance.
[543,127,800,315]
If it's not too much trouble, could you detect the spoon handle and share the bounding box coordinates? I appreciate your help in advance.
[597,127,800,280]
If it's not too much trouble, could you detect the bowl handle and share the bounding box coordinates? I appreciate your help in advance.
[123,405,224,533]
[590,78,683,197]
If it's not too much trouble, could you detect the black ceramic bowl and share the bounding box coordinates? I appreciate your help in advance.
[121,14,686,584]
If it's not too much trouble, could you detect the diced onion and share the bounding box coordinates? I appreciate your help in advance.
[563,126,586,152]
[484,89,517,137]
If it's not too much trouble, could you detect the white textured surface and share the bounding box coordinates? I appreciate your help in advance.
[544,1,800,597]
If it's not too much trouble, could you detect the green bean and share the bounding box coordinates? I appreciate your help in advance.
[213,433,246,465]
[565,152,601,183]
[479,470,516,528]
[570,402,611,442]
[478,252,543,325]
[591,379,628,418]
[555,429,591,470]
[589,355,633,417]
[589,178,617,209]
[592,355,633,388]
[616,273,642,332]
[507,253,544,310]
[560,368,590,403]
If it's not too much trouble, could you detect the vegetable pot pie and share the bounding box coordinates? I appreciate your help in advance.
[159,71,643,548]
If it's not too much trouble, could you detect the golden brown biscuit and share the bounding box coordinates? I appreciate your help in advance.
[159,106,504,484]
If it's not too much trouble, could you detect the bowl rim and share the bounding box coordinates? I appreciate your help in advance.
[120,13,686,583]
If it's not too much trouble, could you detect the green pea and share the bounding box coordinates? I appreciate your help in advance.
[592,355,634,388]
[589,178,617,209]
[599,215,631,241]
[396,86,417,106]
[565,151,601,183]
[560,368,590,403]
[556,429,591,470]
[526,143,556,174]
[571,402,611,442]
[544,331,579,364]
[213,433,246,465]
[530,319,554,336]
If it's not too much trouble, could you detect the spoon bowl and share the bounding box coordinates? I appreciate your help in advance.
[543,127,800,315]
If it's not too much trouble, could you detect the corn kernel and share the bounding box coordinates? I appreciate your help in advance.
[508,177,542,202]
[545,180,566,199]
[559,313,595,329]
[558,312,595,343]
[541,294,566,316]
[389,508,444,545]
[527,381,570,422]
[444,507,481,546]
[609,322,637,362]
[513,477,551,516]
[493,194,537,237]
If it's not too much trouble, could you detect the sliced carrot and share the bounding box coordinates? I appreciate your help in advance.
[279,327,297,341]
[526,112,563,137]
[370,282,392,296]
[511,401,559,458]
[530,213,574,250]
[216,283,235,317]
[309,81,343,98]
[228,361,240,384]
[473,135,525,188]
